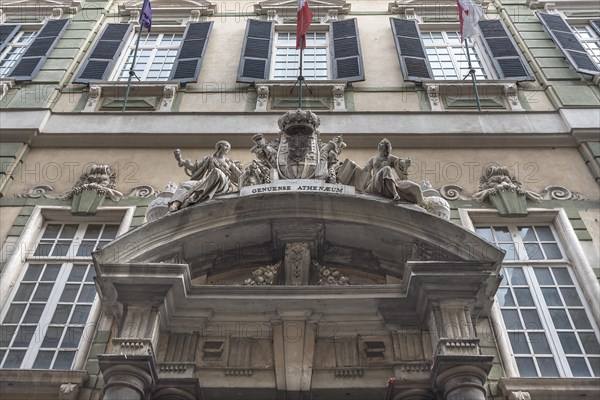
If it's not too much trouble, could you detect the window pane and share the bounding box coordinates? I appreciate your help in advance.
[521,310,542,329]
[509,332,530,354]
[533,268,553,285]
[78,285,96,302]
[23,265,43,281]
[70,305,91,324]
[13,326,36,347]
[13,283,35,301]
[542,243,562,259]
[493,227,512,241]
[559,332,582,354]
[550,309,572,329]
[77,242,96,257]
[570,309,592,329]
[51,242,71,257]
[516,358,537,377]
[83,225,102,239]
[32,283,54,301]
[60,225,78,239]
[538,358,559,376]
[51,305,72,324]
[3,350,26,368]
[502,310,522,329]
[535,226,555,241]
[579,333,600,354]
[42,326,64,348]
[23,304,45,323]
[553,268,573,285]
[496,288,515,306]
[42,264,61,281]
[68,265,88,282]
[4,305,26,324]
[518,226,536,241]
[567,357,590,377]
[513,288,535,306]
[0,326,17,347]
[61,327,83,348]
[506,268,527,285]
[42,225,61,239]
[52,351,75,370]
[561,288,582,306]
[33,351,54,369]
[60,285,79,302]
[541,288,562,306]
[524,243,543,260]
[530,332,552,354]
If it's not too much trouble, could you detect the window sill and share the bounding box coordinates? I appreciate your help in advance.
[422,80,525,111]
[253,80,348,112]
[0,79,14,100]
[0,369,87,400]
[83,82,179,112]
[499,377,600,400]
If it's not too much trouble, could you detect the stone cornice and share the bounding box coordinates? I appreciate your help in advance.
[2,109,589,149]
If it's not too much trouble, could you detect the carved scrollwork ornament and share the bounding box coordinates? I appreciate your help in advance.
[127,185,156,198]
[440,184,466,200]
[542,185,584,200]
[243,262,281,285]
[16,185,55,198]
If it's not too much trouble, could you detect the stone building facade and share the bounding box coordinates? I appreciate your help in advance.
[0,1,599,399]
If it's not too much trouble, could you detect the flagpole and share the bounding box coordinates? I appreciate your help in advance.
[464,39,481,111]
[121,30,143,112]
[298,38,304,109]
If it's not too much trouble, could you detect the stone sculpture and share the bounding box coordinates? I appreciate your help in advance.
[169,141,242,211]
[363,139,423,204]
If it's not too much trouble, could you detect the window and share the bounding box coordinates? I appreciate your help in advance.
[0,29,36,77]
[391,18,534,82]
[237,19,364,83]
[476,225,600,378]
[74,22,213,84]
[271,31,329,80]
[0,223,119,370]
[538,13,600,75]
[422,31,489,80]
[113,32,183,81]
[572,25,600,66]
[0,19,70,81]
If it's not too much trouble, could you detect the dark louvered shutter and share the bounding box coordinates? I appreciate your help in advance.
[9,19,70,81]
[236,20,274,83]
[537,13,599,75]
[0,25,21,56]
[330,18,364,82]
[389,18,433,82]
[74,23,132,83]
[591,20,600,36]
[478,19,534,81]
[170,22,213,83]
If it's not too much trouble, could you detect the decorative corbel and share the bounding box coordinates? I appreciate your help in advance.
[255,85,269,112]
[59,383,80,400]
[159,84,177,112]
[324,9,338,22]
[503,83,524,111]
[130,9,140,24]
[189,9,201,22]
[427,85,442,111]
[51,7,63,19]
[0,80,13,101]
[404,8,419,22]
[0,9,6,23]
[543,2,556,12]
[332,84,346,112]
[83,85,102,112]
[267,9,278,22]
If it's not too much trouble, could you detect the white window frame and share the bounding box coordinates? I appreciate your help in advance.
[459,208,600,378]
[0,206,134,370]
[109,26,186,82]
[0,25,40,78]
[421,30,493,81]
[571,24,600,66]
[269,24,331,81]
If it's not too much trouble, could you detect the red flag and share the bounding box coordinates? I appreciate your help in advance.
[457,0,484,41]
[296,0,313,49]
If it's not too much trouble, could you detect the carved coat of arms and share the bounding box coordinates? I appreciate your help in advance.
[276,110,321,179]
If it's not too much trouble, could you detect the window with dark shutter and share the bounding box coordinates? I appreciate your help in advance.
[389,18,433,82]
[169,22,213,83]
[0,25,21,55]
[478,19,534,81]
[73,23,132,84]
[237,19,274,83]
[537,13,599,75]
[8,19,70,81]
[330,18,364,82]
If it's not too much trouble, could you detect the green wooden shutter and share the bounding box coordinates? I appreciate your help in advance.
[170,22,213,83]
[74,23,132,84]
[330,18,365,82]
[9,19,70,81]
[0,25,21,56]
[590,19,600,36]
[478,19,534,81]
[236,19,274,83]
[389,18,433,82]
[537,13,599,75]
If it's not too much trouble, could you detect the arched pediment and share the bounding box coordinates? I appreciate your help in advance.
[95,191,504,285]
